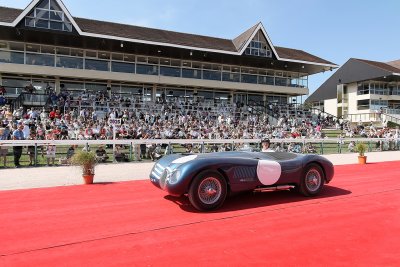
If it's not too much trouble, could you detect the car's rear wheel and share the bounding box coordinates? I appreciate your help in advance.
[299,163,325,196]
[188,170,227,211]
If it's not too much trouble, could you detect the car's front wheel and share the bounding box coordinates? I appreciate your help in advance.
[299,163,325,196]
[188,170,227,211]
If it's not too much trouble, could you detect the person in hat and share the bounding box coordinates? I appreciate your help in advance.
[261,138,274,152]
[95,145,109,163]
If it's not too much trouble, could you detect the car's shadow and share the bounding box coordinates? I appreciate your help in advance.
[164,185,352,213]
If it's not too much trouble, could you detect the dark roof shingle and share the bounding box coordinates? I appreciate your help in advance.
[0,6,335,66]
[75,17,238,52]
[356,59,400,73]
[275,47,335,65]
[0,6,21,23]
[232,23,259,51]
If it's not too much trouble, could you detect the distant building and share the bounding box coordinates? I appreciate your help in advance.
[0,0,336,108]
[307,58,400,122]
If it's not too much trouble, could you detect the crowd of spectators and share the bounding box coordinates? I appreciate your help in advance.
[1,89,400,167]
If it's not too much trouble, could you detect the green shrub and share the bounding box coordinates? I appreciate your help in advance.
[71,150,97,175]
[356,142,367,157]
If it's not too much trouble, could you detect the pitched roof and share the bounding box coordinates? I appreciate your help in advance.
[75,17,238,52]
[0,5,336,66]
[356,58,400,73]
[386,60,400,71]
[232,23,260,51]
[307,58,400,103]
[275,46,335,65]
[0,6,21,23]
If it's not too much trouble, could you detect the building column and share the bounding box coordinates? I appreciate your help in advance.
[55,77,61,94]
[152,84,157,102]
[107,80,112,98]
[230,92,234,104]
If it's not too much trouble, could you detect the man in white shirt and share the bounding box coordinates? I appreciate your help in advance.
[261,139,274,152]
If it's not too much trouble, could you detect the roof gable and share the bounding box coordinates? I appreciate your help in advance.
[232,23,259,51]
[5,0,81,32]
[235,22,279,59]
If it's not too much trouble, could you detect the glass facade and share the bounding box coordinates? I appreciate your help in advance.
[111,62,135,73]
[160,66,181,77]
[56,56,83,69]
[0,40,309,90]
[357,81,400,96]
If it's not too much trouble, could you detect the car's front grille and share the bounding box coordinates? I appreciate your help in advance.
[159,170,168,190]
[152,163,165,179]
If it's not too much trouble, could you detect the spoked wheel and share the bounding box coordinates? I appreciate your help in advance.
[299,163,325,196]
[188,171,227,211]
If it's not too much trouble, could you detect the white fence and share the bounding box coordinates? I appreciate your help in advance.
[1,137,397,148]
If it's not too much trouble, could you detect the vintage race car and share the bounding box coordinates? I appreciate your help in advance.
[150,151,334,211]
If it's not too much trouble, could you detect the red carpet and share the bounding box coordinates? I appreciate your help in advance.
[1,161,400,266]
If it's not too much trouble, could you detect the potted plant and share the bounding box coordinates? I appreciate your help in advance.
[71,150,97,184]
[356,142,367,164]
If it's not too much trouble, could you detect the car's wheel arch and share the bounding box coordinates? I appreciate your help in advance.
[187,167,231,195]
[303,161,327,182]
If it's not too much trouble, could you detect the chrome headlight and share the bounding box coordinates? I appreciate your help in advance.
[166,169,181,185]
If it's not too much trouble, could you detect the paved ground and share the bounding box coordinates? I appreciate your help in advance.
[0,151,399,191]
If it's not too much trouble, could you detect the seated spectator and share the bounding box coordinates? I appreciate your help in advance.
[95,145,109,163]
[148,144,162,161]
[114,145,128,162]
[59,145,76,165]
[0,85,6,95]
[0,95,5,106]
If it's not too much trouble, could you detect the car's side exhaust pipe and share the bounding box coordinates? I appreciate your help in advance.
[254,185,295,193]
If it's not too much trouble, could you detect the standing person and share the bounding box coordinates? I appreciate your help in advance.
[12,123,25,168]
[27,132,36,166]
[45,134,56,166]
[0,127,9,167]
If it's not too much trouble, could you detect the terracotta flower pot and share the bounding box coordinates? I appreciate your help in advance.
[358,156,367,165]
[83,174,94,184]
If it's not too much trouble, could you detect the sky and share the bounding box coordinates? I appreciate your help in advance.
[1,0,400,98]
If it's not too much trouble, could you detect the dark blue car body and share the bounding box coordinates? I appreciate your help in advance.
[150,151,334,210]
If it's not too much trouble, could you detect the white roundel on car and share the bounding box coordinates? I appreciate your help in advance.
[257,160,282,185]
[172,155,198,164]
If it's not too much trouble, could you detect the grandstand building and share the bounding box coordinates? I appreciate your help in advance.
[0,0,337,110]
[307,58,400,123]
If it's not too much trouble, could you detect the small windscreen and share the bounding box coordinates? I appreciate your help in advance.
[262,152,299,161]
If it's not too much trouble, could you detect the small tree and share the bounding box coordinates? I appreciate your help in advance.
[356,142,367,157]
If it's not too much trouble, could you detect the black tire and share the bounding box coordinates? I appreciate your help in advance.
[188,170,228,211]
[299,163,325,197]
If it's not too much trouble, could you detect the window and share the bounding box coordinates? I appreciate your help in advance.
[244,31,272,58]
[56,56,83,69]
[357,100,370,110]
[160,66,180,77]
[111,62,135,73]
[24,0,73,32]
[85,59,109,71]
